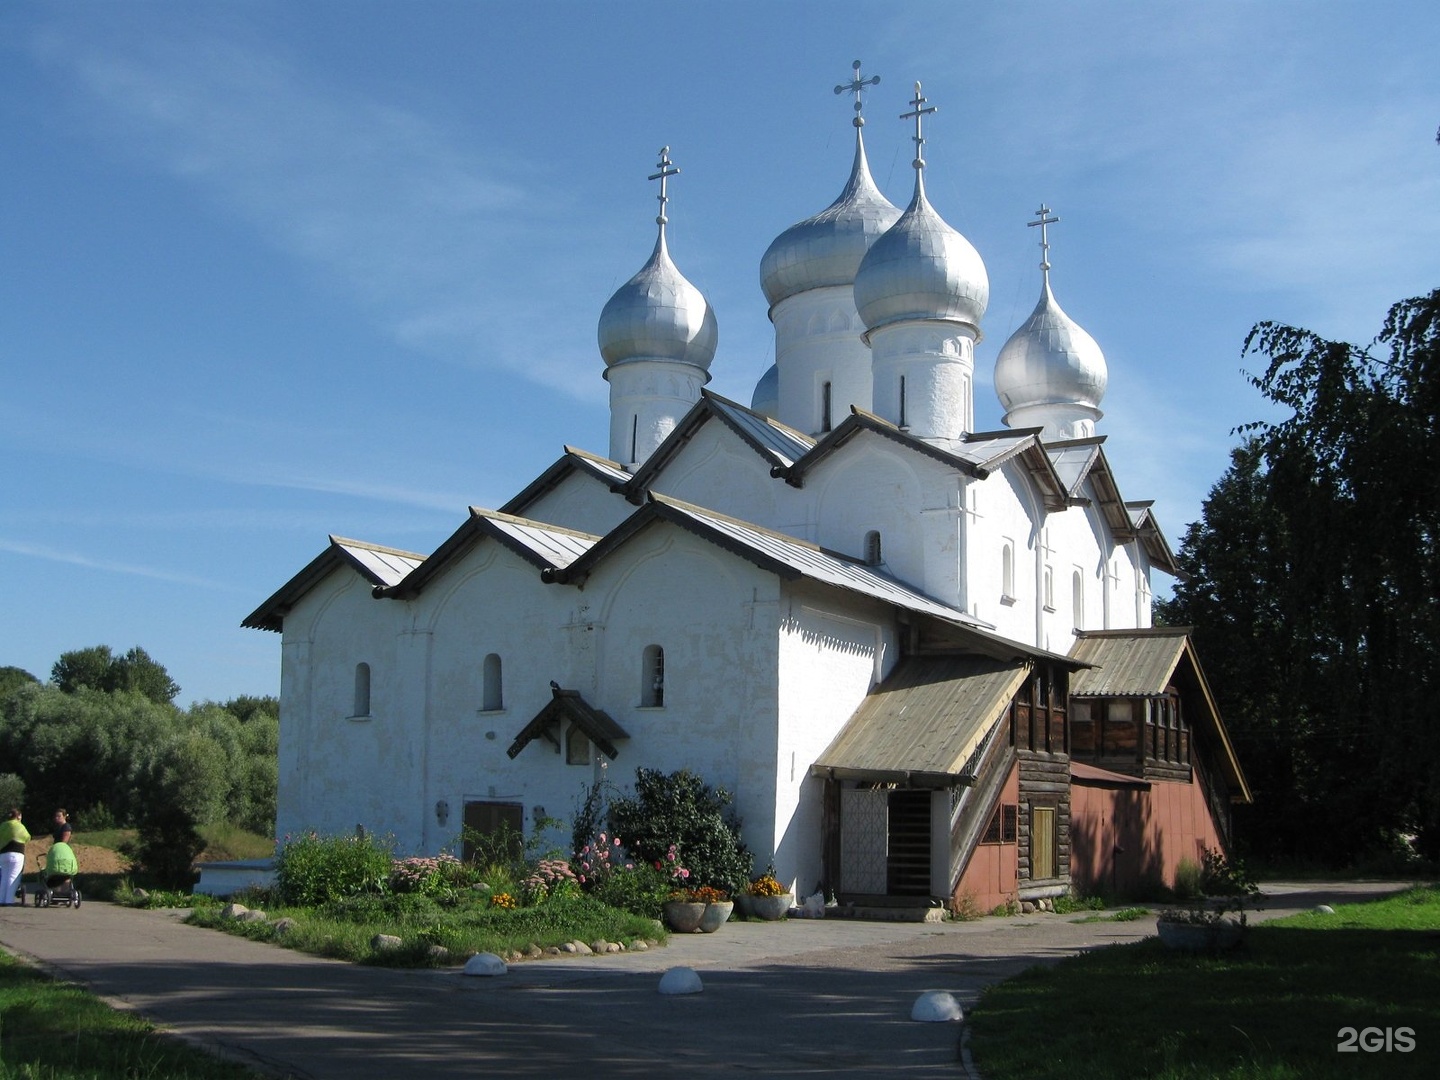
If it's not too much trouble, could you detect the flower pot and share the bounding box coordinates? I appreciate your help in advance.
[662,900,707,933]
[735,892,756,918]
[699,900,733,932]
[749,893,793,921]
[1156,916,1242,952]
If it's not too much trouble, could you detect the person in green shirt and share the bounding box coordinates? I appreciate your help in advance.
[45,823,79,884]
[1,808,29,905]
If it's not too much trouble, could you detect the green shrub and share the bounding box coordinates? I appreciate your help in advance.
[592,862,672,918]
[607,767,752,894]
[274,830,393,906]
[1053,893,1105,914]
[1172,856,1203,900]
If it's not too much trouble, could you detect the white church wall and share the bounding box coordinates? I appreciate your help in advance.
[964,462,1043,642]
[1034,491,1108,647]
[583,527,782,866]
[275,570,425,845]
[772,287,873,435]
[648,420,781,527]
[808,439,928,586]
[775,582,898,896]
[512,471,631,537]
[420,545,582,855]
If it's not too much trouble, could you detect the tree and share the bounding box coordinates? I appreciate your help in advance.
[50,645,179,705]
[1160,290,1440,862]
[0,666,39,702]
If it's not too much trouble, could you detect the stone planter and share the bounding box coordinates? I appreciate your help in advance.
[734,892,756,918]
[662,901,707,933]
[1156,916,1243,952]
[698,900,733,933]
[748,893,794,921]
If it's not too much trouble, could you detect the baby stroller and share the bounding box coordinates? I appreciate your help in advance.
[34,849,81,908]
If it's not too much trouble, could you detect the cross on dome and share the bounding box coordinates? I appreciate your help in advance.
[1028,204,1060,284]
[901,82,936,171]
[834,60,880,128]
[647,146,680,229]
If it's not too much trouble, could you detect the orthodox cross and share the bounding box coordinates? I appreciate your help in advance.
[648,147,679,228]
[901,82,937,170]
[1028,204,1060,284]
[834,60,880,128]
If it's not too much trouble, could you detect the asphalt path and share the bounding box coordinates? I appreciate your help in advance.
[0,881,1414,1079]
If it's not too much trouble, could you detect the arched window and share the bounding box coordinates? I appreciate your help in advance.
[821,381,833,433]
[864,530,883,566]
[353,662,371,717]
[899,376,908,428]
[1001,542,1015,601]
[1072,569,1085,629]
[565,724,591,766]
[482,653,503,711]
[641,645,665,707]
[1043,566,1055,611]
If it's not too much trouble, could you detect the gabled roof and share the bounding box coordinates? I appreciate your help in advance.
[812,655,1030,786]
[550,491,995,633]
[625,390,815,498]
[1044,438,1180,575]
[1069,628,1251,802]
[242,536,425,633]
[384,508,599,600]
[507,684,629,760]
[777,409,1069,510]
[500,445,631,517]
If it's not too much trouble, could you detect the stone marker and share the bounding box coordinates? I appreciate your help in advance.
[658,966,703,995]
[1315,904,1336,915]
[911,990,963,1022]
[463,952,508,977]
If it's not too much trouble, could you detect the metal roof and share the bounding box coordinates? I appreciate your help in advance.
[1069,628,1188,696]
[241,536,426,633]
[705,393,814,468]
[813,655,1028,784]
[500,446,629,517]
[508,685,629,761]
[483,513,595,569]
[1045,440,1104,500]
[646,494,993,631]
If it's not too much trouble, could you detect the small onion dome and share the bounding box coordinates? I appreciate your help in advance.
[598,231,718,371]
[993,279,1108,416]
[750,362,779,418]
[759,134,901,309]
[853,178,988,336]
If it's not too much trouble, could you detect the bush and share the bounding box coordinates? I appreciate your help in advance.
[1173,856,1203,900]
[592,863,672,919]
[607,768,752,895]
[0,773,23,810]
[275,831,393,906]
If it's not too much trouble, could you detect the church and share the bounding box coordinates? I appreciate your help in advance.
[245,70,1250,912]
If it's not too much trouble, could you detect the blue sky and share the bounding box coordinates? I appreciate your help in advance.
[2,1,1437,705]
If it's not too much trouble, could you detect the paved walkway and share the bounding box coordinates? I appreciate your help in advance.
[0,881,1413,1079]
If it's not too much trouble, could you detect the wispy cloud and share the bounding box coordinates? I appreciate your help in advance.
[0,537,248,592]
[25,15,605,397]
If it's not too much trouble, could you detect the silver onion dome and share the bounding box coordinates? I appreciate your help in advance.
[759,133,901,309]
[750,362,779,418]
[853,176,988,335]
[994,278,1108,414]
[598,229,718,371]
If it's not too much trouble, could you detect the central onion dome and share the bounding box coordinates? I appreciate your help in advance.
[750,362,779,418]
[598,230,717,371]
[759,135,901,310]
[853,176,988,335]
[994,277,1108,419]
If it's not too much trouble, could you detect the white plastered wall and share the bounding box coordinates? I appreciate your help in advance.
[513,471,632,537]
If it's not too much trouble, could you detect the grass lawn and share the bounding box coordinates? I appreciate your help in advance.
[967,884,1440,1079]
[0,952,261,1080]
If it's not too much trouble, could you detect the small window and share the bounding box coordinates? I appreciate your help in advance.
[899,375,908,428]
[981,803,1018,845]
[864,530,882,566]
[482,653,503,711]
[641,645,665,707]
[1043,566,1055,611]
[821,381,833,433]
[353,662,371,717]
[1072,569,1085,629]
[1001,542,1015,602]
[565,724,591,766]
